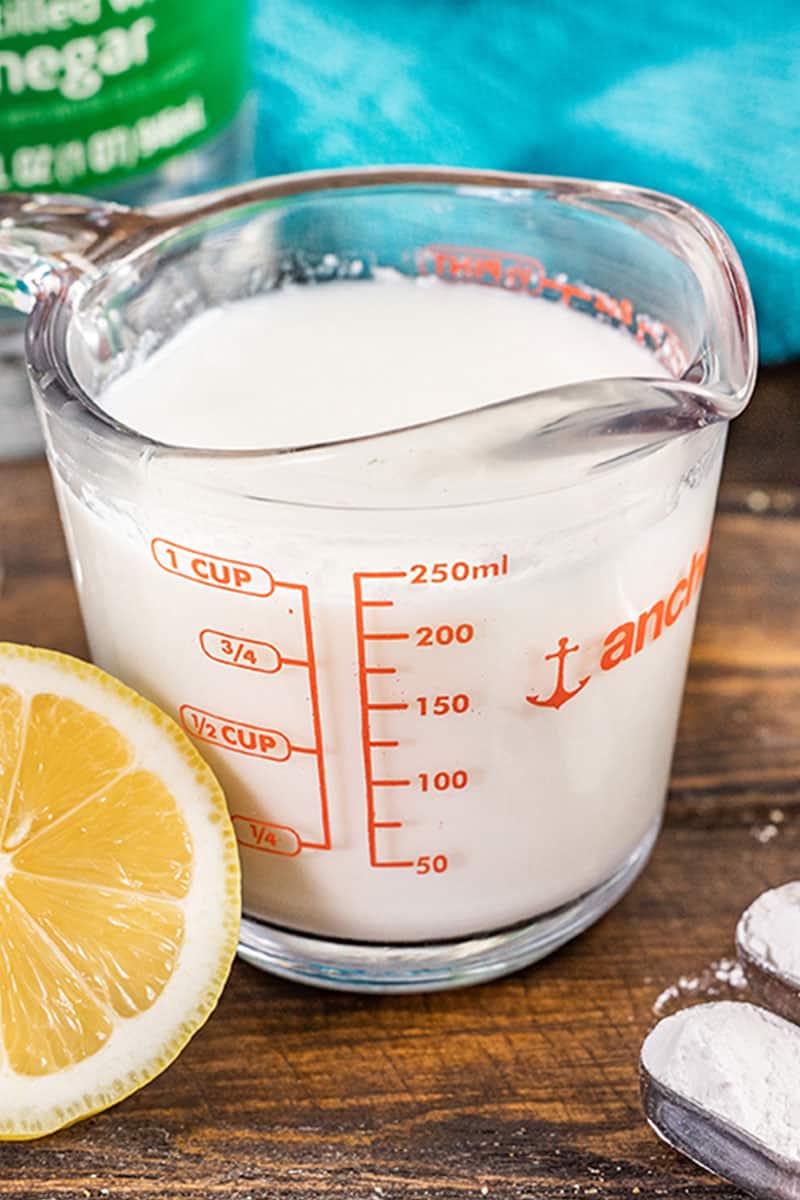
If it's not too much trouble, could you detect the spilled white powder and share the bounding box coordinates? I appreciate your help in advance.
[737,882,800,985]
[652,958,748,1016]
[751,823,779,844]
[642,1001,800,1159]
[751,809,786,843]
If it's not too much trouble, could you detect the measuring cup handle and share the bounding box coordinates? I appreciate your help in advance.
[0,191,148,314]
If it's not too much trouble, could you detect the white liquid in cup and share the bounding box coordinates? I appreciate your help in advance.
[97,271,664,449]
[56,274,722,943]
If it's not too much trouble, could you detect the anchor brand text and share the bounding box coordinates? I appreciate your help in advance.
[600,542,708,672]
[526,540,710,711]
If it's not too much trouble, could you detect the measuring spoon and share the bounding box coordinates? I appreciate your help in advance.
[736,883,800,1025]
[641,1002,800,1200]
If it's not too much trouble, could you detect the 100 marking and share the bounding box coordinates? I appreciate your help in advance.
[419,770,469,792]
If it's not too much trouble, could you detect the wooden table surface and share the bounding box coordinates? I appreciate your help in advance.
[1,366,798,1199]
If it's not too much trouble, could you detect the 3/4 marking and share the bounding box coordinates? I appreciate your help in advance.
[152,538,274,597]
[232,816,302,857]
[199,629,282,674]
[180,704,291,761]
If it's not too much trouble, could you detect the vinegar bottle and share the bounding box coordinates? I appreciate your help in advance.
[0,0,255,459]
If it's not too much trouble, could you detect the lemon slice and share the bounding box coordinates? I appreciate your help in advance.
[0,643,240,1140]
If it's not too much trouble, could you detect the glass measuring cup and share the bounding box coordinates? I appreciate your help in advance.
[0,169,756,992]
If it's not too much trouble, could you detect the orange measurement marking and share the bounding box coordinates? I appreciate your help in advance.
[199,629,281,674]
[161,547,331,851]
[232,816,302,857]
[291,581,332,851]
[417,245,690,374]
[354,570,416,870]
[152,538,274,597]
[356,571,408,580]
[354,572,378,866]
[180,705,291,761]
[417,244,545,296]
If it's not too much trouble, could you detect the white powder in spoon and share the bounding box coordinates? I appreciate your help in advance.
[737,882,800,984]
[642,1001,800,1160]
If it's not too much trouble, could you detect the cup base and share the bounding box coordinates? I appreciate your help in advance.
[237,822,659,993]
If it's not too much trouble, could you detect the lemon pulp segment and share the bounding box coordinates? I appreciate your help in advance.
[0,645,240,1138]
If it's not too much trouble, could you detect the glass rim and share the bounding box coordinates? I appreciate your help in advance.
[27,164,758,463]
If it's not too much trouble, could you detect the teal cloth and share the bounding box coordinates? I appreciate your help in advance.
[252,1,800,364]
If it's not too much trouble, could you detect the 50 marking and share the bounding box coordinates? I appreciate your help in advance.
[416,854,449,875]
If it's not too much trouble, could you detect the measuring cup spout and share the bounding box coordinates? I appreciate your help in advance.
[0,191,148,314]
[500,372,751,458]
[7,170,756,515]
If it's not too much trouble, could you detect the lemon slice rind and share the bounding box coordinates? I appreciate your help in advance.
[0,643,241,1140]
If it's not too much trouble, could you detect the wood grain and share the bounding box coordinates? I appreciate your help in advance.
[0,369,798,1199]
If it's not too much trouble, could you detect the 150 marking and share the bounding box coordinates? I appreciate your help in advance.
[416,694,470,716]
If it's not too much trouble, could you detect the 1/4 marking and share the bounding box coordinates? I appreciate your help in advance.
[232,816,302,857]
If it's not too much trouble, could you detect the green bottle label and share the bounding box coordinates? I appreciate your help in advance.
[0,0,248,192]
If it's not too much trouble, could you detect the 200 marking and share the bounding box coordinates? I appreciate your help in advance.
[416,623,474,647]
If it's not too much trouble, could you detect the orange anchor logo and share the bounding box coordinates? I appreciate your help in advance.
[526,636,591,710]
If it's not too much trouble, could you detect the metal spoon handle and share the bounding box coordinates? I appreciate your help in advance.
[641,1065,800,1200]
